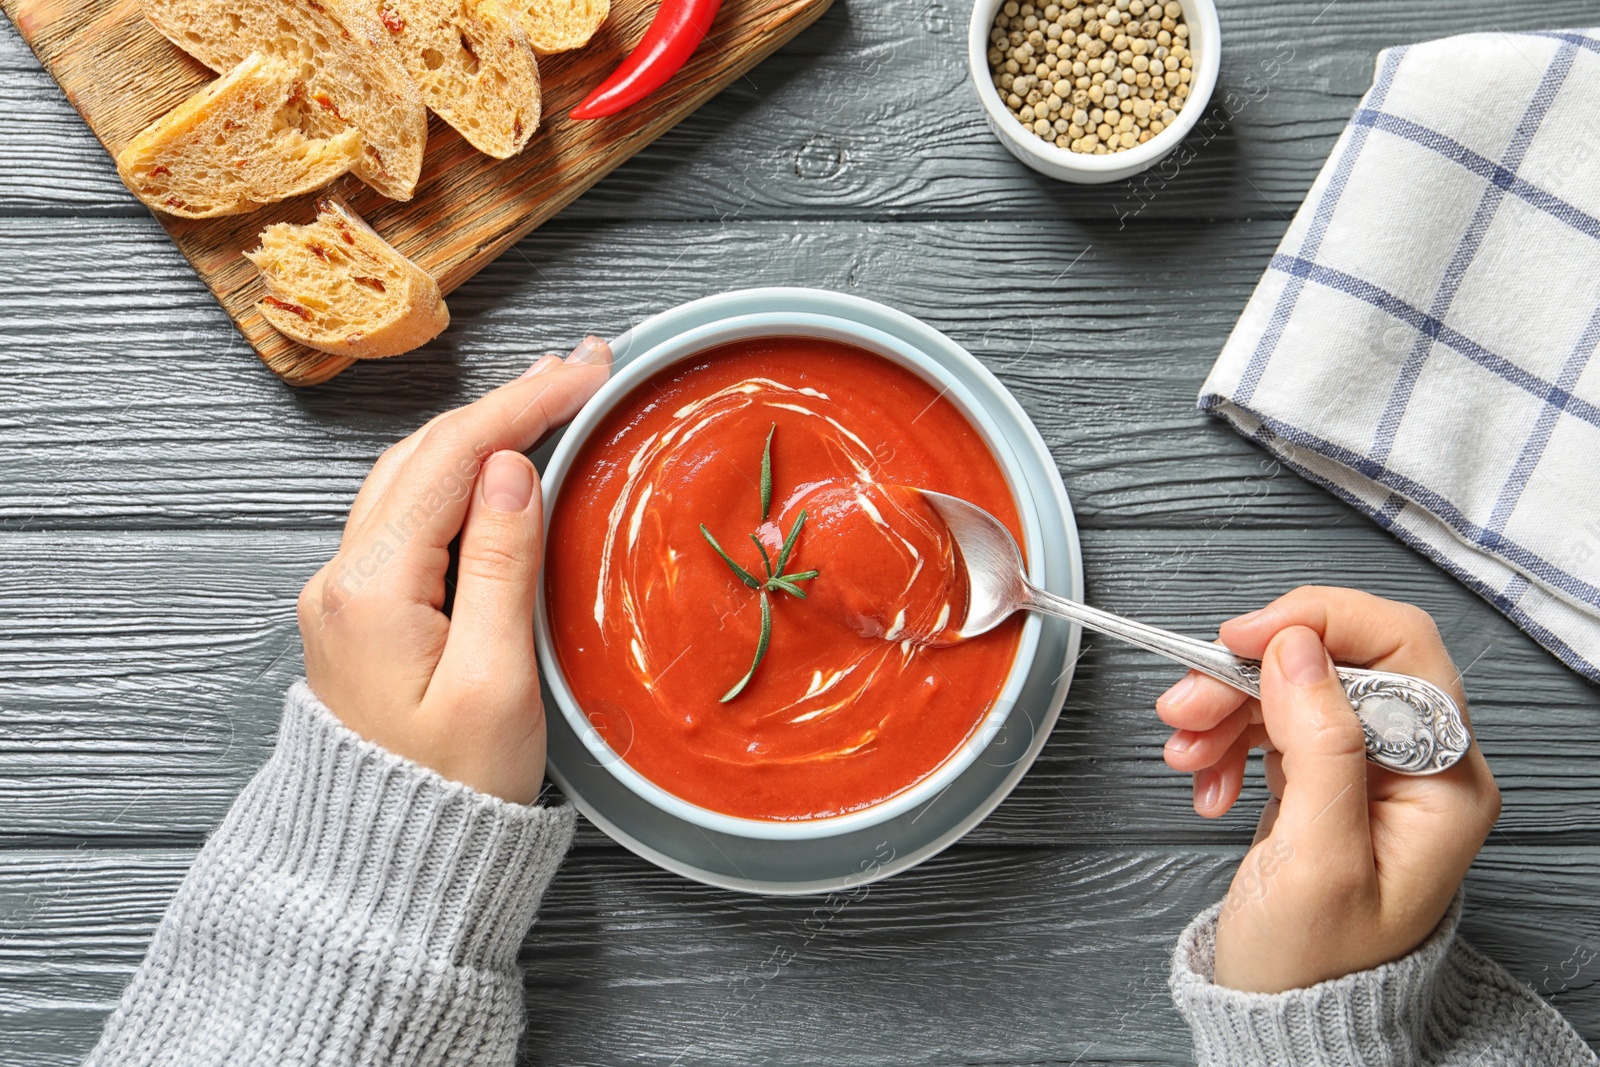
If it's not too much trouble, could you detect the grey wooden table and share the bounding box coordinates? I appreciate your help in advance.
[3,2,1599,1063]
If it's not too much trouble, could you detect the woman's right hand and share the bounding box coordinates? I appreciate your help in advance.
[1155,587,1502,993]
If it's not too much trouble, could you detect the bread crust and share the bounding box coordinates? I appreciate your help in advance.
[247,197,450,359]
[115,53,363,218]
[141,0,428,200]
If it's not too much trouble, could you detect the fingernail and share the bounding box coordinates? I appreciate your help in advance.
[565,335,609,366]
[1166,731,1196,754]
[1159,674,1197,706]
[1279,628,1332,686]
[1229,608,1266,626]
[481,451,534,512]
[1196,769,1221,811]
[521,354,561,379]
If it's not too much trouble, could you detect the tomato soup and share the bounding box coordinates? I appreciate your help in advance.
[545,337,1025,821]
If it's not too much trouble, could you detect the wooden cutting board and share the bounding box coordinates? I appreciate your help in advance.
[1,0,832,385]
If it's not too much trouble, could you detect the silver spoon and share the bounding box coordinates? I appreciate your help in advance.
[923,491,1471,775]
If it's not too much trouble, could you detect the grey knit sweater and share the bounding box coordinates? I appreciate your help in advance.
[1171,886,1597,1065]
[86,683,1594,1065]
[85,682,574,1066]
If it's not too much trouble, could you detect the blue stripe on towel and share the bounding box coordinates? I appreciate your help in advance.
[1485,305,1600,535]
[1234,48,1408,406]
[1531,30,1600,55]
[1240,421,1599,682]
[1235,407,1600,609]
[1266,255,1600,432]
[1348,108,1600,241]
[1369,41,1579,465]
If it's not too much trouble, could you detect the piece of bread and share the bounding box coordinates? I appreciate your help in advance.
[510,0,608,54]
[246,197,449,359]
[369,0,542,158]
[141,0,427,201]
[116,54,363,219]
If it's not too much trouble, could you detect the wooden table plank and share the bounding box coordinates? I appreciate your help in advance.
[2,526,1594,846]
[0,214,1339,531]
[1,844,1594,1065]
[6,1,1600,224]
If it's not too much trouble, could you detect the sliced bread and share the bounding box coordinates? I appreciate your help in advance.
[370,0,542,158]
[246,197,449,359]
[510,0,609,54]
[116,53,363,219]
[141,0,428,201]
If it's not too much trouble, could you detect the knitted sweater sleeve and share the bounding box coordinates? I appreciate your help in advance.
[83,681,576,1067]
[1169,891,1598,1066]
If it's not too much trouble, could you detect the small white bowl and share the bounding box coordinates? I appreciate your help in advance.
[535,310,1046,843]
[968,0,1221,184]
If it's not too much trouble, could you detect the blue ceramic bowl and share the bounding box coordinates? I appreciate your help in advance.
[532,289,1083,892]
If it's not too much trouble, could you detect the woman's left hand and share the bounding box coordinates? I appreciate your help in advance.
[297,338,612,804]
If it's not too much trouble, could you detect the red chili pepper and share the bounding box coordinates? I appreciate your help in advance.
[569,0,723,121]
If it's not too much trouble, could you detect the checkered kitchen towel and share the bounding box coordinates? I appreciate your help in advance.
[1200,30,1600,682]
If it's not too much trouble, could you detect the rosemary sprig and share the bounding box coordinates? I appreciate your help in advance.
[720,590,771,702]
[765,576,808,600]
[749,533,774,579]
[700,424,819,702]
[776,509,806,573]
[760,423,775,521]
[699,526,761,590]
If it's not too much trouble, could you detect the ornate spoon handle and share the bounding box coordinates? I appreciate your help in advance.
[1021,586,1471,775]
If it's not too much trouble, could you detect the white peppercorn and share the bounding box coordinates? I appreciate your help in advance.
[987,0,1190,155]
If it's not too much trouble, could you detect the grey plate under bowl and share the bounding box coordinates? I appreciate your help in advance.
[533,288,1084,895]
